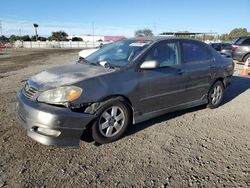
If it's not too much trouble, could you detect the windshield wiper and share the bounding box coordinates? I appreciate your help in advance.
[77,58,101,67]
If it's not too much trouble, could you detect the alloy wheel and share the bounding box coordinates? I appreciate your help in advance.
[211,85,223,105]
[98,106,125,137]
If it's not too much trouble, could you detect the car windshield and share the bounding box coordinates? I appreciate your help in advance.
[85,39,152,67]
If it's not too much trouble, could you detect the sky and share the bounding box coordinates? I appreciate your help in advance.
[0,0,250,37]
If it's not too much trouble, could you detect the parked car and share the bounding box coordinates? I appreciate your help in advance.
[232,36,250,62]
[210,42,232,57]
[78,48,99,59]
[16,37,234,146]
[78,43,111,62]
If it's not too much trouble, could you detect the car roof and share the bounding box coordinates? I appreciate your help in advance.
[126,36,202,43]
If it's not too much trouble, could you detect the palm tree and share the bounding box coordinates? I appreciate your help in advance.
[33,23,39,41]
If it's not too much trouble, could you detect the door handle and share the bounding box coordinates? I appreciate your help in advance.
[177,69,186,74]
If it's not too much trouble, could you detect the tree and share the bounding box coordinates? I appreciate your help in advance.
[229,28,249,40]
[50,31,68,41]
[0,35,9,43]
[38,36,47,41]
[31,35,37,41]
[72,37,83,41]
[9,35,20,42]
[220,28,250,41]
[33,23,39,41]
[21,35,31,41]
[135,29,154,37]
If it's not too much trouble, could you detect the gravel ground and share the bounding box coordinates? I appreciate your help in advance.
[0,49,249,187]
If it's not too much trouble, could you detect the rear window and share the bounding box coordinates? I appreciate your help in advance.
[182,41,212,63]
[242,38,250,45]
[234,37,250,45]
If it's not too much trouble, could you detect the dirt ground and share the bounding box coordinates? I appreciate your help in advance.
[0,49,249,188]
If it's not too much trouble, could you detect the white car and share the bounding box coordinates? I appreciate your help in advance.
[78,48,99,58]
[78,43,111,59]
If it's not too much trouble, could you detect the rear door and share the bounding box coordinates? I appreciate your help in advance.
[180,40,215,102]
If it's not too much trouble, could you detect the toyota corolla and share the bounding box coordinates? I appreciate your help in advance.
[16,37,234,146]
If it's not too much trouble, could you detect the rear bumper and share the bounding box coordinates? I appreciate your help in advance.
[16,91,96,147]
[232,51,243,61]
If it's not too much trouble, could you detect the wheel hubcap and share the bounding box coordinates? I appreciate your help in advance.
[98,106,125,137]
[211,85,222,105]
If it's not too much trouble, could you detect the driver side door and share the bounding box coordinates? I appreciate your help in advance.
[137,40,188,114]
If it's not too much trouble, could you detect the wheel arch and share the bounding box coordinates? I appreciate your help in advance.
[100,95,134,123]
[85,94,134,127]
[242,53,250,62]
[211,77,226,89]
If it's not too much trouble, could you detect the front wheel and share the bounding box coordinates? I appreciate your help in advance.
[207,81,224,109]
[92,100,130,144]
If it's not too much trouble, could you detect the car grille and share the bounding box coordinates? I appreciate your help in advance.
[22,83,38,99]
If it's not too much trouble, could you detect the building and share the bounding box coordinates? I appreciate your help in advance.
[67,35,126,42]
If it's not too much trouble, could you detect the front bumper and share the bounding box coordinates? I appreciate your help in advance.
[16,91,96,147]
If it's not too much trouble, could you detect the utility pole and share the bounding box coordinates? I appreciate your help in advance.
[19,28,22,37]
[92,22,94,48]
[0,20,2,36]
[153,23,157,36]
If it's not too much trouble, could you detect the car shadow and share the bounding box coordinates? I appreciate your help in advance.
[126,75,250,137]
[126,105,206,137]
[222,76,250,105]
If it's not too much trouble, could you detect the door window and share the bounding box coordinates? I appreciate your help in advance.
[182,41,212,63]
[143,41,179,67]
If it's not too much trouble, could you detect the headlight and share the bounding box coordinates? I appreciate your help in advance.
[37,86,82,105]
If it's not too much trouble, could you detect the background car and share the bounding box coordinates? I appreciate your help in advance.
[210,42,232,57]
[232,36,250,62]
[78,47,99,59]
[78,43,111,60]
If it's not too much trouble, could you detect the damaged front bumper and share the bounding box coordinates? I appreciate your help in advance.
[16,91,96,147]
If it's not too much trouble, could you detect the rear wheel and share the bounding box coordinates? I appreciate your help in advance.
[92,100,130,144]
[207,81,224,109]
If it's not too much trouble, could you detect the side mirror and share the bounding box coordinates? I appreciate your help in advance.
[140,60,160,69]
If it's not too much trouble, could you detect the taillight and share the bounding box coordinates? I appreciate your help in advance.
[232,45,239,51]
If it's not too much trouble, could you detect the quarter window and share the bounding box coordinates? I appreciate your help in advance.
[182,41,212,63]
[143,41,179,67]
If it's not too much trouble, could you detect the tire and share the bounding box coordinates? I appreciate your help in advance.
[92,100,130,144]
[243,54,250,63]
[207,81,224,109]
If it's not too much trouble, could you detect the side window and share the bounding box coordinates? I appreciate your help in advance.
[242,39,250,45]
[144,41,179,67]
[182,41,212,63]
[222,43,232,50]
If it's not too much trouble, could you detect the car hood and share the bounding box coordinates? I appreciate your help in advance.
[30,63,115,90]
